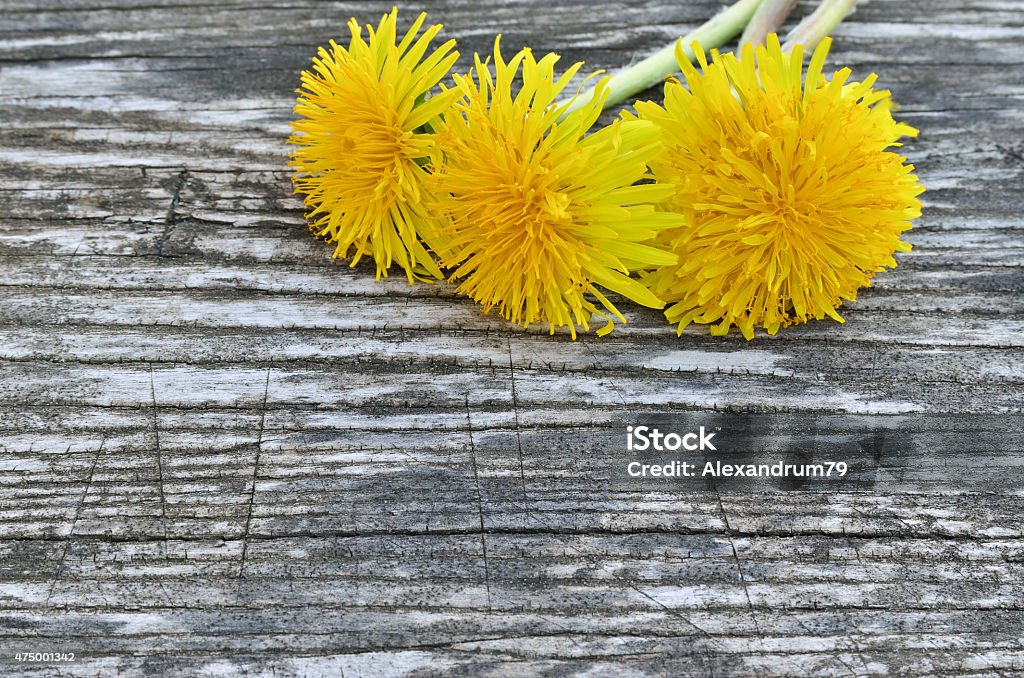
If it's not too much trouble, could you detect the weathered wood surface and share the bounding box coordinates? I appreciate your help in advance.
[1,0,1023,675]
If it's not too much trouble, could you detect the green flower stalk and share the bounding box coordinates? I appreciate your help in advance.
[741,0,859,51]
[568,0,862,117]
[783,0,859,51]
[740,0,798,47]
[564,0,762,114]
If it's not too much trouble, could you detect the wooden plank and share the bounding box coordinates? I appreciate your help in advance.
[2,0,1024,675]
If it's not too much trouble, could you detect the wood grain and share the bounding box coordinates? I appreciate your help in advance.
[1,0,1023,676]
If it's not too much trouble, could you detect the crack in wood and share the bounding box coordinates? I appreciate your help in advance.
[465,396,492,614]
[506,339,528,506]
[238,367,270,578]
[148,364,167,523]
[43,436,104,608]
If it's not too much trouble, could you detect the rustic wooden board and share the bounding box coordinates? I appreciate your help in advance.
[1,0,1023,676]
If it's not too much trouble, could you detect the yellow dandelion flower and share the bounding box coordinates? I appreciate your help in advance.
[289,9,459,282]
[634,35,925,340]
[430,40,681,338]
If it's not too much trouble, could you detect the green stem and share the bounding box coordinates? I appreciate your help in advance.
[739,0,798,47]
[782,0,858,51]
[563,0,762,115]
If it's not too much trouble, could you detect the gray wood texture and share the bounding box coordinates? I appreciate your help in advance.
[1,0,1023,675]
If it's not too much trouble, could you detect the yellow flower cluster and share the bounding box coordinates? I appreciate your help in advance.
[289,9,924,340]
[290,11,457,283]
[428,43,679,338]
[635,36,923,339]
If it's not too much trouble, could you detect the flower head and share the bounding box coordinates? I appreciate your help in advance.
[430,40,680,338]
[290,9,459,282]
[634,35,924,339]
